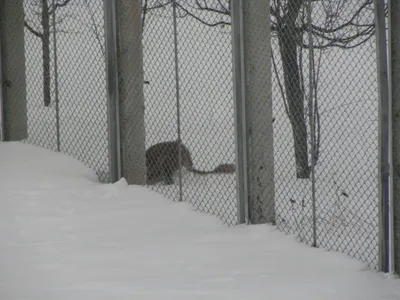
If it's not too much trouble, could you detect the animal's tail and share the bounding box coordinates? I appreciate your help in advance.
[212,163,236,173]
[188,163,236,175]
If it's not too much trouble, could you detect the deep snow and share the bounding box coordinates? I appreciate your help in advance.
[0,141,399,300]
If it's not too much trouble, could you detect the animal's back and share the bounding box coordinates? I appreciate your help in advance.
[145,140,235,185]
[145,140,193,184]
[146,140,192,166]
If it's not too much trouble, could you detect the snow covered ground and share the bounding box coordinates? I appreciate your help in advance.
[0,141,399,300]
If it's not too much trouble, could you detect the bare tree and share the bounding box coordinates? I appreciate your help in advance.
[24,0,72,107]
[141,0,376,179]
[79,0,105,59]
[272,0,375,178]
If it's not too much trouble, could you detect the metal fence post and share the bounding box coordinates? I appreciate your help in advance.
[114,0,146,185]
[374,0,391,273]
[51,0,61,152]
[231,0,275,224]
[231,0,248,224]
[389,0,400,275]
[388,0,395,275]
[172,0,183,202]
[306,0,317,248]
[0,28,4,142]
[104,0,121,183]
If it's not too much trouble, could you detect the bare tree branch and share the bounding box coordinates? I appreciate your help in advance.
[142,0,149,30]
[175,2,230,27]
[24,20,43,38]
[162,0,377,50]
[49,0,73,15]
[82,0,105,59]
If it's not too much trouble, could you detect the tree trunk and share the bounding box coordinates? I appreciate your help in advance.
[41,0,51,107]
[277,0,310,178]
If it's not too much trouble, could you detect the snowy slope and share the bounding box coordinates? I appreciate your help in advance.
[0,142,399,300]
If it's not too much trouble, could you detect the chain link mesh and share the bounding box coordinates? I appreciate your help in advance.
[271,0,379,269]
[142,3,181,202]
[142,1,237,224]
[142,1,381,268]
[5,0,110,182]
[1,0,388,271]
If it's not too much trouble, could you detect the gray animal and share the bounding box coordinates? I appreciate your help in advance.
[146,140,235,185]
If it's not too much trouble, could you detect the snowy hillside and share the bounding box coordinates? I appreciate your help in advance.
[0,142,398,299]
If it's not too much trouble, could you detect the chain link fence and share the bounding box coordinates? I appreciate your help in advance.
[270,0,380,269]
[3,0,110,182]
[140,0,383,270]
[1,0,390,271]
[144,0,379,268]
[142,2,237,224]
